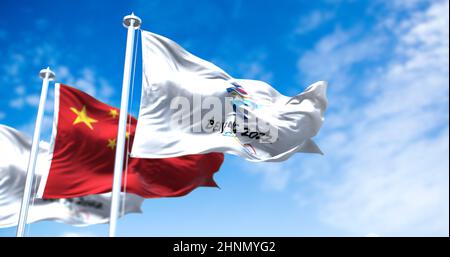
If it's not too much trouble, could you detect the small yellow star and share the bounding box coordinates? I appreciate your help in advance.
[125,131,130,139]
[109,109,118,119]
[70,106,98,130]
[107,138,116,150]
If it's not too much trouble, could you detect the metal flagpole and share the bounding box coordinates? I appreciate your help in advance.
[109,12,141,237]
[16,67,55,237]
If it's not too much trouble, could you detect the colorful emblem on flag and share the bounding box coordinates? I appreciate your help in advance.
[226,81,260,112]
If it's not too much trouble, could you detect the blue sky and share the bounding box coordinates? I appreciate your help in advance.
[0,0,448,236]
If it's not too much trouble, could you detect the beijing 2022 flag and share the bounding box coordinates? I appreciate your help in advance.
[131,30,328,162]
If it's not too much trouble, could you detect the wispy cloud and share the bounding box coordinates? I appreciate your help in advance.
[1,24,115,138]
[237,51,274,83]
[15,65,115,137]
[295,10,334,35]
[18,114,54,139]
[298,27,386,93]
[55,66,115,103]
[295,0,449,236]
[239,160,292,191]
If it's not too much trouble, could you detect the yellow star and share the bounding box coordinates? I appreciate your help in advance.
[107,138,116,150]
[125,131,130,139]
[109,109,118,119]
[70,106,98,130]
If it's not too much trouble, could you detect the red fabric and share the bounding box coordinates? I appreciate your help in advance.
[42,84,224,198]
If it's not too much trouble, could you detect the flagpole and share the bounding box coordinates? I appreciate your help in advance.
[16,67,55,237]
[109,12,141,237]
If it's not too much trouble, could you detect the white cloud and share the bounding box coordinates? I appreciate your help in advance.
[9,98,24,109]
[239,61,273,83]
[235,51,274,83]
[238,152,329,192]
[56,65,115,103]
[18,114,54,139]
[55,66,70,79]
[0,22,116,144]
[320,130,448,236]
[99,79,114,100]
[9,93,41,109]
[15,85,25,95]
[295,0,449,236]
[9,92,44,109]
[241,160,292,191]
[13,65,116,139]
[296,10,334,34]
[25,94,40,107]
[298,27,386,94]
[383,0,428,10]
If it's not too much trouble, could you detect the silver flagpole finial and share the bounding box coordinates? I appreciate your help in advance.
[39,67,56,81]
[123,12,141,29]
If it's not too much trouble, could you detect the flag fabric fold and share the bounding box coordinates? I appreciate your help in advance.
[0,124,143,228]
[131,30,328,162]
[37,84,223,199]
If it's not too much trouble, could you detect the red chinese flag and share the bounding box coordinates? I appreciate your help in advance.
[38,84,224,198]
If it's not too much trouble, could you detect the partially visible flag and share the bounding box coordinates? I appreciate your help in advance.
[131,30,328,162]
[0,124,144,228]
[37,84,224,199]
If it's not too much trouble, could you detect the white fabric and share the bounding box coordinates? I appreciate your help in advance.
[131,30,328,162]
[0,125,144,228]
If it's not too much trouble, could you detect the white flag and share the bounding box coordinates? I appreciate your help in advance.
[0,124,144,228]
[131,30,328,162]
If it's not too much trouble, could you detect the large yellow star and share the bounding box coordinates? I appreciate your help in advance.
[70,106,98,130]
[109,109,118,119]
[107,138,116,150]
